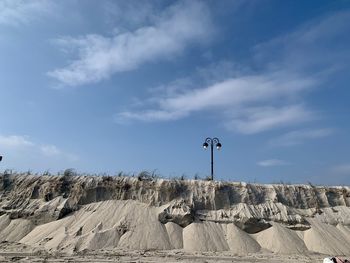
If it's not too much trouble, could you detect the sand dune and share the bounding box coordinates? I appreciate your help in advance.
[1,174,350,258]
[222,223,261,254]
[253,222,308,254]
[21,200,172,252]
[0,218,33,242]
[10,199,350,257]
[165,222,183,249]
[183,221,229,251]
[303,219,350,255]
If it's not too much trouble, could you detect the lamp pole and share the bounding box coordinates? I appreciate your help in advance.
[202,137,222,180]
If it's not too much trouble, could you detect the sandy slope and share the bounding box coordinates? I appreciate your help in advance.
[304,219,350,255]
[4,199,346,257]
[1,174,350,258]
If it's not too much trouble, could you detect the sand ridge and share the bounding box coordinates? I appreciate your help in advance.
[1,174,350,257]
[1,199,344,257]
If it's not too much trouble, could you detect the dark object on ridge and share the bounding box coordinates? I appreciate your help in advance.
[330,257,350,263]
[0,155,2,162]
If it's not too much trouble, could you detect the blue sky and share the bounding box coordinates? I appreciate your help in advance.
[1,0,350,185]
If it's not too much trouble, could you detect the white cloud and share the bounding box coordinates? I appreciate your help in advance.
[117,109,188,123]
[0,0,53,26]
[257,159,290,167]
[40,144,61,156]
[48,1,213,86]
[225,105,313,134]
[159,72,314,113]
[0,134,77,161]
[115,70,316,133]
[269,128,333,146]
[0,135,34,148]
[116,10,349,136]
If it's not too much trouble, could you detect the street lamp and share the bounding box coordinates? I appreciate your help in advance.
[202,137,222,180]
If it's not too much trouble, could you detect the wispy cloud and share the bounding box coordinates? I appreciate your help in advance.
[225,105,313,134]
[116,69,316,133]
[257,159,290,167]
[268,128,333,146]
[253,10,350,73]
[0,134,77,161]
[0,0,53,26]
[0,135,34,148]
[116,10,350,135]
[48,1,213,87]
[40,144,61,156]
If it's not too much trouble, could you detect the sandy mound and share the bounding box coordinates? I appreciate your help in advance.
[20,216,74,251]
[165,222,183,249]
[0,218,34,242]
[16,200,350,255]
[2,174,350,256]
[253,222,308,254]
[337,223,350,241]
[74,227,121,251]
[21,200,172,252]
[303,219,350,255]
[0,171,347,257]
[25,200,310,254]
[222,223,261,254]
[183,221,229,251]
[0,214,10,232]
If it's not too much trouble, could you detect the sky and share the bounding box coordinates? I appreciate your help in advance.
[0,0,350,185]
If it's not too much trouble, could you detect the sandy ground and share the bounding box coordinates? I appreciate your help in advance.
[0,245,329,263]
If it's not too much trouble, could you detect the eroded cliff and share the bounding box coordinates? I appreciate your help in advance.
[0,172,350,255]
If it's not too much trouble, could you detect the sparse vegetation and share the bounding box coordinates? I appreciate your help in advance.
[102,175,114,183]
[63,168,77,178]
[174,174,187,181]
[137,170,159,181]
[116,171,124,177]
[122,182,131,191]
[0,168,227,184]
[58,168,77,198]
[1,170,13,190]
[204,175,212,181]
[307,181,316,188]
[43,170,51,176]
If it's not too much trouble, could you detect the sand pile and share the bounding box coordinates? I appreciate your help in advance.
[1,174,350,256]
[222,223,261,254]
[182,221,261,253]
[253,222,308,254]
[183,221,229,251]
[337,223,350,238]
[0,214,10,232]
[303,219,350,255]
[0,199,346,256]
[21,200,172,252]
[0,215,34,242]
[165,222,183,249]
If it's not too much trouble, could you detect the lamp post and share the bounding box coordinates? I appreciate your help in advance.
[202,137,222,180]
